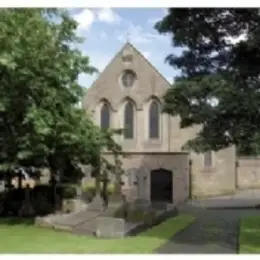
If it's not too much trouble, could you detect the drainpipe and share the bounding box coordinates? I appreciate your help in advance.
[168,114,171,152]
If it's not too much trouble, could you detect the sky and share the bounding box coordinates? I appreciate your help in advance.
[70,8,183,89]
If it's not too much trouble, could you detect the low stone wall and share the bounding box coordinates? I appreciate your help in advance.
[191,146,237,198]
[237,157,260,189]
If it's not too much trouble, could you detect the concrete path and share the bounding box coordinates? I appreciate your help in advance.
[157,199,260,254]
[190,189,260,209]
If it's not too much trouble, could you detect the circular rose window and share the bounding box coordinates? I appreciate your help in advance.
[121,70,137,88]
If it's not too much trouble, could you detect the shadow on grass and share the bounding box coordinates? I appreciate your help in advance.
[126,207,179,236]
[0,217,35,226]
[165,218,239,252]
[154,207,249,254]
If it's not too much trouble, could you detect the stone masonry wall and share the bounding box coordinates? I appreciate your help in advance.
[237,157,260,189]
[102,152,190,205]
[191,146,237,198]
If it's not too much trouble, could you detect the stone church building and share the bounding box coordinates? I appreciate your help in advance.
[83,42,237,205]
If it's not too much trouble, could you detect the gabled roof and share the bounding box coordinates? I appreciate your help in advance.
[89,41,172,89]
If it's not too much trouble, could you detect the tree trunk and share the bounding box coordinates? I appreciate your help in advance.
[114,168,121,195]
[88,164,104,211]
[5,172,12,190]
[94,166,101,196]
[49,171,58,212]
[102,171,109,206]
[18,171,22,189]
[110,160,123,202]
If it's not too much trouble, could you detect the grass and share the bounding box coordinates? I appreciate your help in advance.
[239,216,260,253]
[0,214,194,253]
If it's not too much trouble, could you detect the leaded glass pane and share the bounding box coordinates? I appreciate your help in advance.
[149,101,160,139]
[100,103,110,130]
[124,102,134,139]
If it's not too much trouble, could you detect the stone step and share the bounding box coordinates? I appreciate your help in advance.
[53,224,73,232]
[72,218,98,236]
[51,210,101,227]
[75,217,97,230]
[72,228,95,236]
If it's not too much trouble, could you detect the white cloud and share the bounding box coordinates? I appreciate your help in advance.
[97,8,121,24]
[73,8,121,35]
[117,22,162,44]
[128,25,149,43]
[74,9,95,30]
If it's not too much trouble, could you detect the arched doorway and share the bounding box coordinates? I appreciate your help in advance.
[150,168,173,203]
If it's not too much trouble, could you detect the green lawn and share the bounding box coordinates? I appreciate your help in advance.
[0,214,194,253]
[239,216,260,253]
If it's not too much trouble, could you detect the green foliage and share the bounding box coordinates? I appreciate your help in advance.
[0,184,62,216]
[32,193,53,215]
[156,9,260,153]
[0,8,123,181]
[126,209,156,225]
[60,184,78,199]
[83,181,115,202]
[84,182,115,194]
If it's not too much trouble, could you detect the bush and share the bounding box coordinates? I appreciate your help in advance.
[0,184,67,217]
[113,203,157,225]
[60,184,78,199]
[0,189,24,216]
[143,211,157,225]
[83,181,115,202]
[114,204,127,218]
[31,193,53,216]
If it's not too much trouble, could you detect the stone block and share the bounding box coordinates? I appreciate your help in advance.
[96,217,125,238]
[35,216,52,228]
[151,202,170,210]
[131,199,151,210]
[53,224,72,231]
[62,199,87,213]
[62,199,76,213]
[88,195,105,211]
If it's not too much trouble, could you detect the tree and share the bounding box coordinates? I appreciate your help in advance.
[155,9,260,153]
[0,8,123,193]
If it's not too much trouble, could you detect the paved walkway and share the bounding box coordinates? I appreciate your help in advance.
[189,189,260,209]
[157,198,260,254]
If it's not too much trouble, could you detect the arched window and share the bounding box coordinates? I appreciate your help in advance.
[149,100,160,139]
[124,101,134,139]
[100,103,110,130]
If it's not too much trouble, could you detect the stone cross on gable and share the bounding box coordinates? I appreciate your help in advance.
[126,31,131,43]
